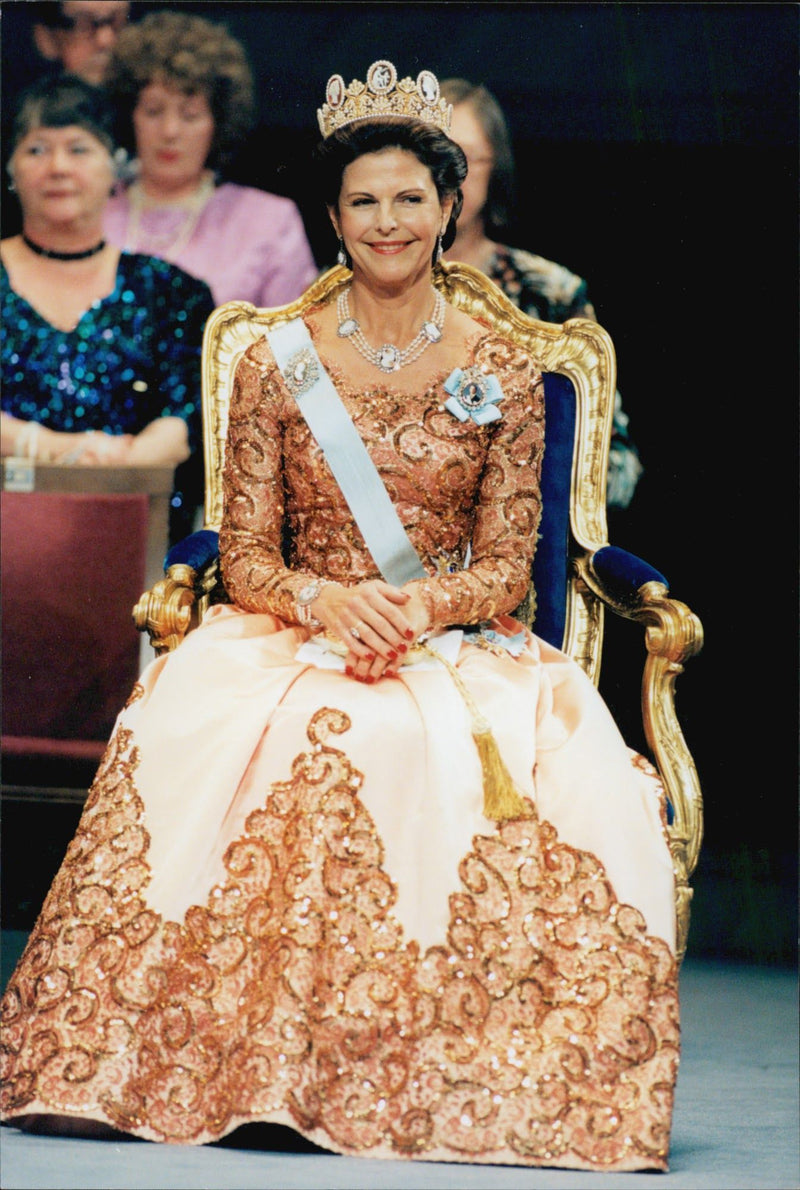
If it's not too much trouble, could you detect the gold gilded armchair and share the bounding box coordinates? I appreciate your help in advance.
[134,262,704,961]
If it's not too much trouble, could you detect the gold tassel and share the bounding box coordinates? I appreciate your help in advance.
[418,644,530,822]
[471,718,529,821]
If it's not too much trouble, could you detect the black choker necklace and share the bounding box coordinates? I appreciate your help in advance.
[22,234,106,261]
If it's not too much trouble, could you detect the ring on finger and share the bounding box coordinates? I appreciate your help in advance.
[349,625,361,640]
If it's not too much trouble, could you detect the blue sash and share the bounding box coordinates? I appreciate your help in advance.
[265,318,427,586]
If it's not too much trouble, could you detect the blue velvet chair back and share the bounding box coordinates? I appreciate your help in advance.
[534,373,575,648]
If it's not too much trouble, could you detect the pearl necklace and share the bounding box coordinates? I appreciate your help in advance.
[336,285,445,373]
[124,174,215,258]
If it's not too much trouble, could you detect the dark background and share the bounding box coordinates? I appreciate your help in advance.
[2,1,798,963]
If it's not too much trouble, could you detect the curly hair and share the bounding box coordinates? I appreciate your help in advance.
[315,119,467,259]
[104,9,255,171]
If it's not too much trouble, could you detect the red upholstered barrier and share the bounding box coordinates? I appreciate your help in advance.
[1,492,149,771]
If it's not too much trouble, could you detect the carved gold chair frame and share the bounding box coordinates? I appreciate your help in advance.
[135,261,704,961]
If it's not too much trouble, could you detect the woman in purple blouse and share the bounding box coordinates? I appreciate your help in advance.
[103,9,318,308]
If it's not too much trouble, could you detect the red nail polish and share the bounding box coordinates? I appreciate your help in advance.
[365,675,375,684]
[345,665,353,676]
[404,629,414,640]
[397,643,408,654]
[387,650,398,661]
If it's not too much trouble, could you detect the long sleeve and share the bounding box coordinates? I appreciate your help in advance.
[405,339,545,630]
[219,331,545,630]
[147,262,214,455]
[218,341,316,622]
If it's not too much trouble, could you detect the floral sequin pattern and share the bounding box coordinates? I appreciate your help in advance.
[1,706,678,1168]
[219,327,545,634]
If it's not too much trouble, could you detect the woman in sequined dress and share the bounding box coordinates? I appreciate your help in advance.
[103,9,318,308]
[0,74,214,541]
[440,78,643,511]
[1,62,679,1171]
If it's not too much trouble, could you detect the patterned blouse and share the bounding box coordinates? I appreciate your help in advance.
[486,244,643,510]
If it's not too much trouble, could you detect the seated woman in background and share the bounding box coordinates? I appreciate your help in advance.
[440,77,643,511]
[103,8,319,308]
[0,74,214,542]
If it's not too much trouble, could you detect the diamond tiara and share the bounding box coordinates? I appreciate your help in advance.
[317,60,452,139]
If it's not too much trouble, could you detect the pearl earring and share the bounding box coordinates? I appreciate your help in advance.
[336,237,348,267]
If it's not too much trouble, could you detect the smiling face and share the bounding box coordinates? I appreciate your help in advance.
[11,123,114,235]
[331,147,453,292]
[132,81,215,199]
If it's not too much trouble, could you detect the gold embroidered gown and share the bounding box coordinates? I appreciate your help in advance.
[0,321,679,1171]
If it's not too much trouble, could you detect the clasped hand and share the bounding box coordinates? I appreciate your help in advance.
[58,431,135,465]
[311,578,430,683]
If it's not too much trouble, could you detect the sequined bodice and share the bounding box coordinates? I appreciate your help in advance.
[219,318,545,630]
[0,254,213,450]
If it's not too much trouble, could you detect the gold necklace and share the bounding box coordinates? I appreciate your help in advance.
[124,174,215,258]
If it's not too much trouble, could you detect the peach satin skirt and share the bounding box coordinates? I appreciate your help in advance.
[1,605,679,1170]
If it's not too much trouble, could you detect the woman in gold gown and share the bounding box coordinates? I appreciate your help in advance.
[1,61,679,1172]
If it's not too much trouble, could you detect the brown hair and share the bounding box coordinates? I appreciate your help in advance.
[315,119,467,260]
[440,78,515,235]
[10,73,117,159]
[105,9,255,171]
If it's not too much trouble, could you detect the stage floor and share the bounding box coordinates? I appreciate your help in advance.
[1,942,797,1190]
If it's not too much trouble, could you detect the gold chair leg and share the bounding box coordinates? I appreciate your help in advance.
[636,582,704,963]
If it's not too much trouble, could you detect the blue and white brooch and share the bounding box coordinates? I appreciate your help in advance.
[443,366,504,425]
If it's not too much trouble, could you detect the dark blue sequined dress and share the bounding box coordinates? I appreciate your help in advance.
[1,252,214,541]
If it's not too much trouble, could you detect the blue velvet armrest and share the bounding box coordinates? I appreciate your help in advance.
[164,528,220,573]
[590,544,668,603]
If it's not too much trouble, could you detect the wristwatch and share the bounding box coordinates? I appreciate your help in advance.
[296,580,324,626]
